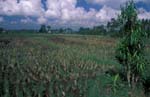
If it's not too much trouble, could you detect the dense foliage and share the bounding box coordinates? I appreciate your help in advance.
[39,25,47,33]
[115,0,147,88]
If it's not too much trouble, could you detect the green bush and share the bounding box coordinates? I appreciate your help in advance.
[115,0,147,88]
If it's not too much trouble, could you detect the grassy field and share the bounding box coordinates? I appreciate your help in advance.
[0,33,150,97]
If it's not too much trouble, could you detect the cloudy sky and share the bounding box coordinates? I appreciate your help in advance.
[0,0,150,30]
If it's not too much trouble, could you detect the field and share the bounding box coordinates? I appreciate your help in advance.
[0,33,150,97]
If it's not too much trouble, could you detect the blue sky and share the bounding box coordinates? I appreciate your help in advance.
[0,0,150,30]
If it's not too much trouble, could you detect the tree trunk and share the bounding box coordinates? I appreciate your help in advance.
[127,69,131,87]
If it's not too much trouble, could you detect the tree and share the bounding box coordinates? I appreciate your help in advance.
[93,25,106,35]
[64,28,73,34]
[107,18,120,36]
[58,28,64,34]
[78,27,90,35]
[141,19,150,37]
[0,27,4,33]
[47,25,51,33]
[39,25,47,33]
[115,0,147,88]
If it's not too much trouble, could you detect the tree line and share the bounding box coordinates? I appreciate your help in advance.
[77,18,150,37]
[38,17,150,37]
[0,18,150,37]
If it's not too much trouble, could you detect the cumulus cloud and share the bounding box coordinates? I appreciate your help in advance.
[96,6,120,22]
[138,8,150,19]
[37,16,47,24]
[0,0,44,16]
[43,0,119,28]
[0,0,150,29]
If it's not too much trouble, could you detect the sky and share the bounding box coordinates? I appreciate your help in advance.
[0,0,150,30]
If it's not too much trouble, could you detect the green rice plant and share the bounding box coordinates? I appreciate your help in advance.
[0,33,149,97]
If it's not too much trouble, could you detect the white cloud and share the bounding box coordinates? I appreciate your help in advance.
[19,0,44,16]
[44,0,120,28]
[96,6,120,22]
[37,16,47,24]
[45,0,77,19]
[20,17,33,24]
[138,8,150,19]
[0,0,44,16]
[0,0,150,29]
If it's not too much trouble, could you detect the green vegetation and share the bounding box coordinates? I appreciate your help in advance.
[39,25,47,33]
[116,0,147,88]
[0,33,150,97]
[1,1,150,97]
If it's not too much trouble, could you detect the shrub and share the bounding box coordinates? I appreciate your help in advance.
[115,0,147,88]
